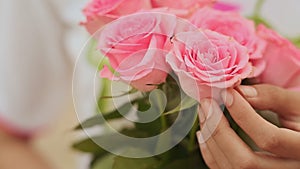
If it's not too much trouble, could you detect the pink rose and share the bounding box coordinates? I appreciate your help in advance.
[190,7,267,77]
[81,0,151,34]
[151,0,214,18]
[98,12,177,92]
[212,1,240,11]
[167,30,252,102]
[257,25,300,91]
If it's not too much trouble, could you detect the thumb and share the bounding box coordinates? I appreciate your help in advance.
[236,84,300,117]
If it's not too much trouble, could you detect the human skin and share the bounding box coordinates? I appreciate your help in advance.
[0,131,53,169]
[197,84,300,169]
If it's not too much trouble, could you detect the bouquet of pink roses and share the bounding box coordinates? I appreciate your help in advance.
[74,0,300,168]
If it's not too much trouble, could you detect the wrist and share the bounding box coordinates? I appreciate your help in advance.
[0,116,32,141]
[0,130,11,145]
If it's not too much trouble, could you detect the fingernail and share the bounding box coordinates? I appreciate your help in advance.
[200,99,213,119]
[221,90,233,107]
[238,86,257,98]
[196,131,205,144]
[198,106,206,123]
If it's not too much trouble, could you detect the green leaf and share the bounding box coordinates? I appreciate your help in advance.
[163,96,198,115]
[91,149,161,169]
[120,128,150,138]
[134,98,165,137]
[134,115,162,137]
[136,89,167,123]
[163,153,208,169]
[154,121,171,155]
[72,137,108,155]
[92,155,116,169]
[163,76,181,111]
[75,101,137,130]
[149,89,167,114]
[100,88,138,99]
[112,156,160,169]
[155,144,189,165]
[187,116,199,152]
[73,129,149,154]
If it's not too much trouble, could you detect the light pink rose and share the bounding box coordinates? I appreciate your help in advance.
[81,0,151,34]
[167,30,252,102]
[98,12,177,92]
[151,0,214,18]
[257,25,300,91]
[190,7,266,77]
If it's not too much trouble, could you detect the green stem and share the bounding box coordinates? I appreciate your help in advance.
[253,0,266,17]
[187,117,199,152]
[160,113,168,131]
[156,105,170,165]
[86,39,99,68]
[160,83,168,131]
[291,36,300,48]
[97,78,112,113]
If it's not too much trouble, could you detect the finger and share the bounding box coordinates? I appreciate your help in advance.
[197,134,220,169]
[198,103,232,169]
[222,89,300,160]
[255,152,300,169]
[236,84,300,117]
[197,107,220,169]
[199,99,300,168]
[237,84,300,131]
[199,99,258,169]
[280,119,300,131]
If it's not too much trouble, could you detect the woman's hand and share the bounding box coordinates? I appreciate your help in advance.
[0,130,53,169]
[197,84,300,169]
[237,84,300,131]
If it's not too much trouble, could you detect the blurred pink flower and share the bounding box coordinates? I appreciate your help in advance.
[167,30,252,102]
[81,0,151,34]
[190,7,267,77]
[151,0,215,18]
[257,25,300,91]
[212,1,241,11]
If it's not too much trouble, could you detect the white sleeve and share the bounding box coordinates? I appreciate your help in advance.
[0,0,71,135]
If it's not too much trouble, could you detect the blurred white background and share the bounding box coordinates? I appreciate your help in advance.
[227,0,300,37]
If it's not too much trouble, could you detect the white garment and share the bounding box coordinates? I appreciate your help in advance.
[0,0,72,133]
